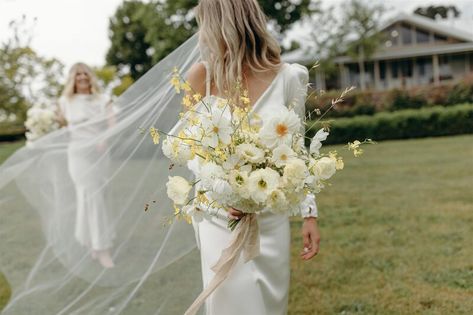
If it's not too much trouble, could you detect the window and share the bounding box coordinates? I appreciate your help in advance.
[416,28,430,44]
[391,61,399,78]
[400,59,413,77]
[400,23,412,45]
[434,34,448,43]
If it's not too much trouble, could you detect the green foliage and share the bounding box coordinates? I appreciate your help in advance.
[414,5,461,19]
[0,17,64,123]
[106,0,317,80]
[307,104,473,144]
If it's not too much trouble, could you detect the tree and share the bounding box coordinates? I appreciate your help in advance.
[414,5,461,20]
[106,0,318,80]
[0,16,64,123]
[342,0,385,90]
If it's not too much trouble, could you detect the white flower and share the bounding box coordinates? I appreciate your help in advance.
[199,162,226,189]
[235,143,265,164]
[228,170,250,198]
[267,189,288,213]
[309,128,329,156]
[166,176,191,205]
[271,144,297,167]
[314,157,336,180]
[248,168,281,203]
[201,108,232,147]
[212,179,233,195]
[259,107,301,149]
[283,158,309,191]
[222,154,243,171]
[162,137,193,165]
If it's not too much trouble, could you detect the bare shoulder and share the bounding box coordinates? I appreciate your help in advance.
[186,62,207,96]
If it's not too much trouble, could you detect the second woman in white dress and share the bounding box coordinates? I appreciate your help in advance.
[58,63,116,268]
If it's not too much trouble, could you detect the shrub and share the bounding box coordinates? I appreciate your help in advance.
[305,76,473,118]
[306,103,473,144]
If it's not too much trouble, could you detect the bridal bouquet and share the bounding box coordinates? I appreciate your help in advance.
[24,104,60,143]
[152,67,370,230]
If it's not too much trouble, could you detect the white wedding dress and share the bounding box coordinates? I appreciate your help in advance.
[188,62,318,315]
[59,94,115,251]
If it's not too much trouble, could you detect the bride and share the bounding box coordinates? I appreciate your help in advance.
[0,0,319,314]
[182,0,321,314]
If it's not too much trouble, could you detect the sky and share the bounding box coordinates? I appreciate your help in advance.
[1,0,472,72]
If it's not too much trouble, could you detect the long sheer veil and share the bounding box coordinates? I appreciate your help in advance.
[0,33,204,314]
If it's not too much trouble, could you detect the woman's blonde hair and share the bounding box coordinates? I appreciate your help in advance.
[61,62,101,98]
[195,0,281,99]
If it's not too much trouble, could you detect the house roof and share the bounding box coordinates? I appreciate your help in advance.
[334,42,473,63]
[282,12,473,65]
[380,12,473,43]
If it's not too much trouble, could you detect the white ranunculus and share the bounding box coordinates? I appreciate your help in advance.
[228,169,250,198]
[271,144,297,167]
[199,162,226,189]
[248,168,281,203]
[283,158,309,191]
[309,128,329,156]
[166,176,192,205]
[259,107,301,149]
[201,108,232,147]
[162,137,194,165]
[267,189,288,213]
[235,143,265,164]
[314,157,337,180]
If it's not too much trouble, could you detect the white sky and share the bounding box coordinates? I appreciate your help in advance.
[1,0,472,72]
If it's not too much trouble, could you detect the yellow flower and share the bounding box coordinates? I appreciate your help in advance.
[149,127,160,144]
[336,158,344,170]
[181,81,192,92]
[193,93,202,102]
[182,95,193,107]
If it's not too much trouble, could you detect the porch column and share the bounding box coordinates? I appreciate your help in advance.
[374,60,381,90]
[412,57,419,86]
[386,61,392,89]
[315,69,326,91]
[339,64,348,88]
[465,54,470,75]
[432,54,440,85]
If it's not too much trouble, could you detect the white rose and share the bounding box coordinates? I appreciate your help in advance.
[166,176,192,205]
[315,157,336,180]
[283,158,309,191]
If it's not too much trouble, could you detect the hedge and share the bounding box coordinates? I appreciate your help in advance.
[0,122,25,142]
[306,74,473,118]
[306,103,473,145]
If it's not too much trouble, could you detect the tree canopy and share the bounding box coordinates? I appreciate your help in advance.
[106,0,318,80]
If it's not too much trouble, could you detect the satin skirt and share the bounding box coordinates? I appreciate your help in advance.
[67,142,115,250]
[193,211,290,315]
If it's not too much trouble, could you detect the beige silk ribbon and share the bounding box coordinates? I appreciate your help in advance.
[184,213,260,315]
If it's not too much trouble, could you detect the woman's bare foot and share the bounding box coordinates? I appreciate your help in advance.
[93,250,115,268]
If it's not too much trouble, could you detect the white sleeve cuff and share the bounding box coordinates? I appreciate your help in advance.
[300,193,318,218]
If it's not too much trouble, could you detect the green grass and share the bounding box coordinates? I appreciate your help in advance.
[1,135,472,314]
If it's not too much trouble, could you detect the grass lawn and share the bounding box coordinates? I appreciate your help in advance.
[1,135,472,314]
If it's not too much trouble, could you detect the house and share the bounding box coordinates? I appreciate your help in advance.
[283,13,473,91]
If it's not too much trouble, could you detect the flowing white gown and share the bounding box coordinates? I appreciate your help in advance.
[188,62,318,315]
[59,94,115,251]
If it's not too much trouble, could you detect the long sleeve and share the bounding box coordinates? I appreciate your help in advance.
[285,63,318,218]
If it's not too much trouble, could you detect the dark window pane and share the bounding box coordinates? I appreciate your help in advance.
[434,34,447,42]
[400,24,412,45]
[391,61,399,78]
[416,28,430,43]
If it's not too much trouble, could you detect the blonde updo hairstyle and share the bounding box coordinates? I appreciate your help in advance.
[61,62,101,98]
[195,0,281,99]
